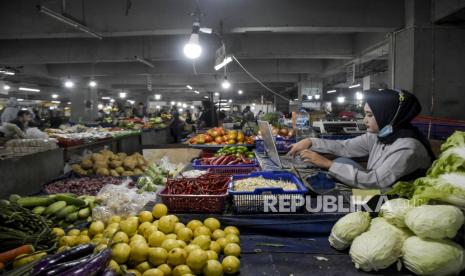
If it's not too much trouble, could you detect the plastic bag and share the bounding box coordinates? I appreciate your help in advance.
[159,156,185,177]
[25,127,49,139]
[92,178,157,222]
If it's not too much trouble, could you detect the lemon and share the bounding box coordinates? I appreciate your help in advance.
[186,220,203,232]
[89,221,105,236]
[127,216,140,224]
[148,231,166,247]
[148,247,168,266]
[203,218,221,232]
[142,225,158,240]
[106,222,120,230]
[166,233,177,240]
[60,235,77,247]
[95,244,108,252]
[139,222,154,235]
[136,261,151,273]
[191,235,211,250]
[127,269,142,276]
[167,248,187,266]
[224,226,240,236]
[130,241,149,262]
[177,227,193,242]
[178,240,186,248]
[174,222,186,234]
[80,230,89,236]
[76,235,90,244]
[142,268,164,276]
[120,219,138,237]
[139,211,154,223]
[158,216,176,234]
[67,229,80,236]
[222,256,240,274]
[211,229,226,240]
[161,239,180,251]
[186,249,208,270]
[52,228,65,237]
[225,234,240,244]
[224,243,241,257]
[203,259,223,276]
[152,203,168,219]
[216,238,228,250]
[206,250,218,261]
[152,220,159,228]
[112,243,131,264]
[184,244,201,255]
[167,215,179,223]
[108,259,121,274]
[194,226,211,237]
[112,231,129,244]
[130,234,146,243]
[108,215,122,224]
[209,241,221,254]
[157,264,172,275]
[172,265,192,276]
[93,233,103,239]
[103,227,118,238]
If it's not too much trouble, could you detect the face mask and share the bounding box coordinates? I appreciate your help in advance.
[378,91,405,138]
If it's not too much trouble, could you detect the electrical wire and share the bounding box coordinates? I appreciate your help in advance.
[232,55,290,102]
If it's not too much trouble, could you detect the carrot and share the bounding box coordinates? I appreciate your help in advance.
[0,245,34,263]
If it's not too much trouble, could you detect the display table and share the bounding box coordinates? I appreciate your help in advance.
[141,127,173,147]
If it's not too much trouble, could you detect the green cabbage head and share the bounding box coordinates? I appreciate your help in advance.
[404,204,464,239]
[369,217,413,242]
[402,236,465,276]
[328,211,371,250]
[379,198,412,228]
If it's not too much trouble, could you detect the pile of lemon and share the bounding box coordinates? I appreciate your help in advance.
[53,203,241,276]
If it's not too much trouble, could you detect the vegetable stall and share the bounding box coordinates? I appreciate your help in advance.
[0,131,464,276]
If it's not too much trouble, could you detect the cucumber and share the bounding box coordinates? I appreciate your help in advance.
[52,194,86,207]
[65,211,79,222]
[44,201,67,216]
[55,205,80,219]
[17,196,56,208]
[32,206,47,215]
[78,207,91,219]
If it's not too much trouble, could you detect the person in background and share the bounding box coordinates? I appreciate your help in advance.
[1,97,19,124]
[198,100,218,128]
[10,110,33,131]
[185,108,193,124]
[242,106,255,122]
[32,108,43,128]
[49,110,63,128]
[133,102,146,118]
[288,89,435,189]
[256,110,264,121]
[170,111,184,143]
[218,109,226,126]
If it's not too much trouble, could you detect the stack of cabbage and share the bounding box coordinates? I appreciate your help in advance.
[329,200,465,275]
[389,131,465,208]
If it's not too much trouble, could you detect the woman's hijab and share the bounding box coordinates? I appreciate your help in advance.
[364,89,435,161]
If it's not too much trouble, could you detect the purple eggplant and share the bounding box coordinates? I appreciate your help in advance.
[58,248,112,276]
[31,244,95,275]
[37,253,94,276]
[99,267,118,276]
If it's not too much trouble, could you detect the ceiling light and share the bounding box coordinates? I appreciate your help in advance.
[228,99,232,103]
[51,100,61,104]
[179,108,183,112]
[67,101,71,104]
[190,105,195,109]
[356,91,364,100]
[64,78,74,88]
[194,90,200,94]
[315,94,321,100]
[252,103,256,106]
[171,101,176,105]
[238,90,243,95]
[186,85,193,90]
[337,96,345,103]
[98,104,104,109]
[294,98,299,101]
[49,106,56,110]
[135,56,155,68]
[154,94,161,100]
[0,70,15,75]
[251,106,255,110]
[214,56,233,71]
[183,23,202,59]
[19,87,40,92]
[204,96,209,99]
[177,102,182,107]
[156,105,160,109]
[327,90,337,94]
[127,100,135,105]
[52,94,58,99]
[308,95,313,100]
[3,85,10,90]
[221,76,231,89]
[214,92,219,96]
[102,97,111,100]
[17,98,24,101]
[349,84,361,89]
[182,103,187,108]
[110,99,115,103]
[119,92,127,98]
[89,80,97,87]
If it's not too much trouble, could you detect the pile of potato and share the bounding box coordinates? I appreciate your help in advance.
[72,150,149,177]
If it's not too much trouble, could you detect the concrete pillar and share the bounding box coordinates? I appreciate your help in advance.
[70,87,99,123]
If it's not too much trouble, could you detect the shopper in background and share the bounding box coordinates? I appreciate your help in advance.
[170,110,184,143]
[242,106,255,122]
[10,110,33,131]
[49,110,63,128]
[185,108,193,124]
[288,89,435,189]
[1,97,19,124]
[198,100,218,128]
[256,110,264,121]
[133,102,146,118]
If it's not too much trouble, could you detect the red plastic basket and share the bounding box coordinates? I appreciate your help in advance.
[158,188,227,213]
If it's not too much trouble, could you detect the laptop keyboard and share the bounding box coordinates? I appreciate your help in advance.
[280,155,314,169]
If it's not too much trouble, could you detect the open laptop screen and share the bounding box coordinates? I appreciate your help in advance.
[258,120,282,167]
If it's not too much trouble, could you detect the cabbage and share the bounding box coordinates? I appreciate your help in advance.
[412,173,465,207]
[428,146,465,176]
[369,217,413,242]
[379,198,412,228]
[349,228,403,272]
[402,236,465,276]
[404,204,464,239]
[440,131,465,152]
[328,211,371,250]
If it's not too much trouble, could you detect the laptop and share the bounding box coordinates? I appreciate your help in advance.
[258,120,315,169]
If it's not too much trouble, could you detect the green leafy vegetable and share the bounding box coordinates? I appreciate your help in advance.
[328,212,371,251]
[428,146,465,176]
[440,131,465,152]
[379,198,412,228]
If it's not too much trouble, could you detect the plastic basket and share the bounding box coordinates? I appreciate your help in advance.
[227,171,308,213]
[192,159,259,171]
[158,188,228,213]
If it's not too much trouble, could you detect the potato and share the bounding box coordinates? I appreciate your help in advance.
[81,158,93,169]
[100,150,113,157]
[115,166,125,174]
[121,171,134,176]
[123,157,137,170]
[133,168,143,175]
[72,164,87,176]
[140,165,148,171]
[91,153,105,162]
[117,152,127,159]
[96,168,110,176]
[136,158,145,167]
[110,169,120,177]
[93,160,108,170]
[110,160,123,169]
[110,155,120,161]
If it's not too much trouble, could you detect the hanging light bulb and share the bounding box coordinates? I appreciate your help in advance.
[315,94,321,100]
[183,22,202,59]
[238,90,243,95]
[119,92,127,98]
[221,76,231,89]
[64,77,74,88]
[89,80,97,87]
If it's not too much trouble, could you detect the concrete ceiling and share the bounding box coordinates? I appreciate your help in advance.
[0,0,404,103]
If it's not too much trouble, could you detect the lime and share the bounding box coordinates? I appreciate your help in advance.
[224,243,241,257]
[161,239,180,251]
[172,264,192,276]
[206,250,218,260]
[203,259,223,276]
[222,256,240,274]
[157,264,172,276]
[225,234,240,244]
[148,247,168,266]
[212,229,226,240]
[224,226,240,236]
[177,227,193,242]
[194,226,212,237]
[209,241,221,254]
[158,216,176,234]
[186,220,203,231]
[113,231,129,244]
[191,235,211,250]
[186,249,207,270]
[216,237,228,250]
[112,243,131,264]
[167,248,187,266]
[152,203,168,219]
[203,218,221,232]
[139,211,154,223]
[136,261,151,273]
[148,231,166,247]
[142,268,164,276]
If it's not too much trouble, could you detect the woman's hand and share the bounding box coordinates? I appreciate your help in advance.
[299,149,333,169]
[287,138,312,156]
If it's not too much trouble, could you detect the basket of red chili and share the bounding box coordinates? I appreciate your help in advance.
[158,173,231,213]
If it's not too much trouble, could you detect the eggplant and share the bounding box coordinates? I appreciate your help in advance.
[31,244,95,275]
[99,267,118,276]
[58,248,112,276]
[37,254,94,276]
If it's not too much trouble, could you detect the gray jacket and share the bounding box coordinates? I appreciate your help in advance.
[310,133,431,189]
